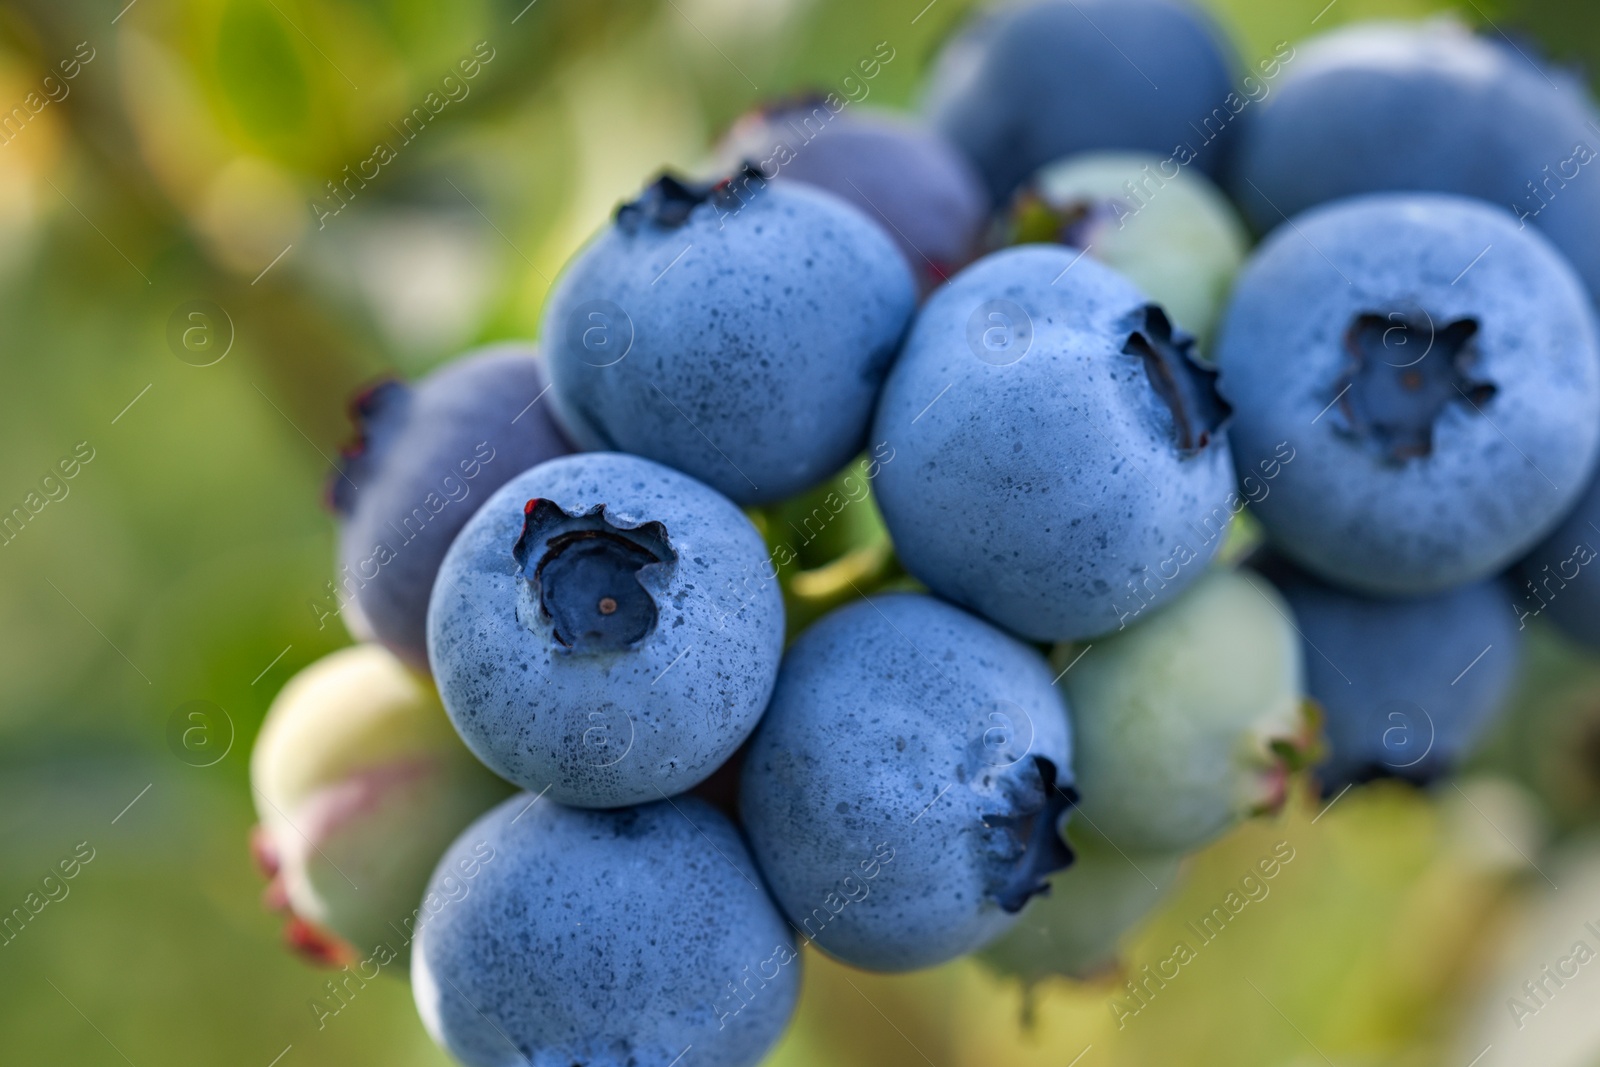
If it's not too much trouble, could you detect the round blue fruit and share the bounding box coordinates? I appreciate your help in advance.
[543,169,915,505]
[923,0,1239,202]
[1230,20,1600,297]
[871,245,1236,642]
[330,345,572,669]
[426,452,784,808]
[1267,562,1524,791]
[739,593,1074,972]
[717,101,990,294]
[413,793,798,1067]
[1216,193,1600,595]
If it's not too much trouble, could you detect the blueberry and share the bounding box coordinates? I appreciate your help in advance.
[1267,563,1524,792]
[738,593,1074,972]
[1063,568,1312,854]
[412,794,797,1067]
[923,0,1239,203]
[249,645,514,961]
[717,100,990,293]
[871,245,1236,642]
[426,452,784,808]
[979,824,1183,984]
[543,169,916,505]
[1215,193,1600,595]
[1230,20,1600,296]
[1516,470,1600,649]
[1003,150,1250,342]
[330,345,573,670]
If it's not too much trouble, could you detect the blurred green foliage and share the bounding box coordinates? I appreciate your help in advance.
[1,0,1598,1064]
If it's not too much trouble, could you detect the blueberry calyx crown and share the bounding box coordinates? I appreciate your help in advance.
[1123,305,1231,457]
[327,378,412,516]
[512,498,676,654]
[615,163,769,234]
[1332,311,1494,464]
[1253,699,1326,817]
[984,756,1077,914]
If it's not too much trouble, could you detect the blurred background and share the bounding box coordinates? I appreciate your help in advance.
[3,0,1600,1063]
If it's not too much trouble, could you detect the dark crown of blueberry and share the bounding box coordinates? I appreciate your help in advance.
[1332,311,1494,464]
[984,756,1078,914]
[326,377,410,517]
[512,499,675,654]
[1123,305,1231,457]
[614,163,769,234]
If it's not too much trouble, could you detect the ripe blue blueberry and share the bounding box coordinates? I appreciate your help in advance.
[1230,20,1600,296]
[413,793,798,1067]
[426,452,784,808]
[329,345,572,670]
[923,0,1239,203]
[739,593,1074,972]
[871,245,1236,642]
[1215,193,1600,595]
[543,169,916,505]
[717,101,990,294]
[1516,471,1600,649]
[1062,568,1312,854]
[1267,563,1524,791]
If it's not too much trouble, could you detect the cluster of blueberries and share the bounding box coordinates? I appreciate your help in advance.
[246,3,1600,1065]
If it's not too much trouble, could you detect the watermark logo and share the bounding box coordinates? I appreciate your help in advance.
[165,700,234,768]
[968,698,1035,769]
[579,705,636,768]
[1377,699,1434,771]
[566,300,634,368]
[166,300,234,367]
[967,300,1033,366]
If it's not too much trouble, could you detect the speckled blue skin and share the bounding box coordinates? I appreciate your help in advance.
[923,0,1238,202]
[717,104,990,294]
[1518,472,1600,649]
[871,245,1236,642]
[426,452,784,808]
[330,346,572,670]
[1270,566,1523,791]
[543,175,915,505]
[1216,194,1600,595]
[739,594,1073,972]
[1230,21,1600,296]
[413,794,798,1067]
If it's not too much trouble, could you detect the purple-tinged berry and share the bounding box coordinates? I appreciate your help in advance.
[718,101,989,293]
[330,345,572,669]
